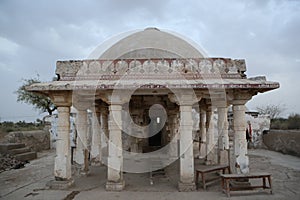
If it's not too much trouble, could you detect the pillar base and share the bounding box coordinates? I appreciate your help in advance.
[79,170,90,176]
[105,180,125,191]
[91,160,102,166]
[219,150,229,165]
[73,162,90,176]
[178,181,196,192]
[205,149,217,165]
[46,178,74,189]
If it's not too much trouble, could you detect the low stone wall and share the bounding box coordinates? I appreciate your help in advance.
[263,130,300,157]
[4,127,50,152]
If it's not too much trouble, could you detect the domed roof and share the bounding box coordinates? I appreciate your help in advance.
[89,27,206,59]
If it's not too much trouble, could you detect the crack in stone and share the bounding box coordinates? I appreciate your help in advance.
[63,191,80,200]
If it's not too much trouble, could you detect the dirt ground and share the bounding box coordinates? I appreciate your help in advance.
[0,149,299,200]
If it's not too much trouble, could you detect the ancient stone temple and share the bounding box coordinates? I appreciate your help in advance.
[27,28,279,191]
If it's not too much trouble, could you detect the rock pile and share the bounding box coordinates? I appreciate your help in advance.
[0,153,27,173]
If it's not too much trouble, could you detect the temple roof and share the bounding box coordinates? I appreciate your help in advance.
[89,27,205,59]
[26,28,279,96]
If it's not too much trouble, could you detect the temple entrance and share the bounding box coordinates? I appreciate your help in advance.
[148,131,162,146]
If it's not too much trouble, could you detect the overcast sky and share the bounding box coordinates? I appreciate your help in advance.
[0,0,299,121]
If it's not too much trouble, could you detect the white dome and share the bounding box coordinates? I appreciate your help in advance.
[89,27,206,59]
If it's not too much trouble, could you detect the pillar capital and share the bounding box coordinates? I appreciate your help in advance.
[49,91,72,107]
[168,92,199,106]
[231,90,253,105]
[73,97,92,111]
[101,92,129,105]
[214,100,229,108]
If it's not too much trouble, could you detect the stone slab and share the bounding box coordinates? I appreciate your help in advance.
[0,143,25,153]
[14,151,37,162]
[8,147,31,155]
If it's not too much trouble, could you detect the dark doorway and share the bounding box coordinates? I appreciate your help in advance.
[148,131,162,146]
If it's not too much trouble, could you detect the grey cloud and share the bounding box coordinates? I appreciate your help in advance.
[0,0,299,121]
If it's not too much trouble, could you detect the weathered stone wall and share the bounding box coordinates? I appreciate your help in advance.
[245,114,270,148]
[263,130,300,157]
[4,127,50,152]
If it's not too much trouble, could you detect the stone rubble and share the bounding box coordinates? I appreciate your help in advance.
[0,153,27,173]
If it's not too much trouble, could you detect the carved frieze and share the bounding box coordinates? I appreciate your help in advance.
[55,58,248,81]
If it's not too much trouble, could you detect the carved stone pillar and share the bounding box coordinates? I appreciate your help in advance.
[106,103,125,191]
[54,106,72,180]
[217,106,229,165]
[90,107,102,165]
[74,107,89,175]
[178,104,196,191]
[232,102,249,174]
[48,92,73,189]
[230,91,252,174]
[199,107,207,159]
[168,110,179,159]
[206,106,217,165]
[100,105,109,161]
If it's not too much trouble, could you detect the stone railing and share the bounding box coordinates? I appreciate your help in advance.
[56,58,247,81]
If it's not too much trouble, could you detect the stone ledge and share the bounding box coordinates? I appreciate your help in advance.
[178,181,196,192]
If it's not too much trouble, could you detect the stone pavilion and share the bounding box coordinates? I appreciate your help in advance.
[27,28,279,191]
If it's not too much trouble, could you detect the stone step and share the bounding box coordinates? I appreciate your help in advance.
[8,147,31,155]
[0,143,26,154]
[14,152,37,162]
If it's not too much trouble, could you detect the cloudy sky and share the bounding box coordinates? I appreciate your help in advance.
[0,0,299,121]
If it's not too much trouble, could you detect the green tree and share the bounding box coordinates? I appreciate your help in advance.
[15,76,57,115]
[287,114,300,129]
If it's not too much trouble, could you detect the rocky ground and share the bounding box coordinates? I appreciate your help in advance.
[0,153,27,172]
[0,149,299,200]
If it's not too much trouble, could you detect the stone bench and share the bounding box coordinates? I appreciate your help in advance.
[195,165,230,189]
[220,173,272,197]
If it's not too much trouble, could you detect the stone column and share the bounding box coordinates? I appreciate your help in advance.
[74,106,90,175]
[199,107,207,159]
[168,110,179,159]
[48,92,73,189]
[232,101,249,174]
[206,106,217,165]
[217,106,229,165]
[106,103,125,191]
[100,105,109,162]
[90,107,102,165]
[54,106,72,182]
[178,104,196,191]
